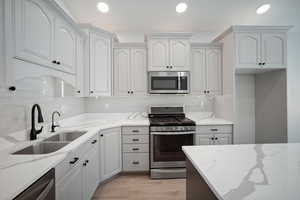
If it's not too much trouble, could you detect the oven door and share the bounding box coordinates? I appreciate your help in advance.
[150,131,194,168]
[149,72,189,94]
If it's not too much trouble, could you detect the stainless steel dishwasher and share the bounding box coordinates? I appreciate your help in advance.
[13,168,55,200]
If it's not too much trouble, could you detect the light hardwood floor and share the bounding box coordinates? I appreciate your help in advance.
[92,174,186,200]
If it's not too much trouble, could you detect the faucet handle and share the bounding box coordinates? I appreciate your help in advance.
[36,126,44,135]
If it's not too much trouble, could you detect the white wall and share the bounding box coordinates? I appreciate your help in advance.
[85,95,214,113]
[287,32,300,142]
[256,70,287,143]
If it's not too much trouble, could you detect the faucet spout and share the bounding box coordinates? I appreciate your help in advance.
[30,104,44,140]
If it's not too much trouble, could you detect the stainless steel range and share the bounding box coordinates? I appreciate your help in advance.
[149,106,196,179]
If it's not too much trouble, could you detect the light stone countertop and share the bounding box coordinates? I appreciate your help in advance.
[183,143,300,200]
[0,112,232,200]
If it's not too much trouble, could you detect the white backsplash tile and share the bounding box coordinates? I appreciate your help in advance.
[0,96,85,138]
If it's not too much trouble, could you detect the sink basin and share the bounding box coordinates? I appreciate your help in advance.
[44,131,87,142]
[12,142,69,155]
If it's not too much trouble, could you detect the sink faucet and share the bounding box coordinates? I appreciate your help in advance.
[30,104,44,140]
[51,111,61,133]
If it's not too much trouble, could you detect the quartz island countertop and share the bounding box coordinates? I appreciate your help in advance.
[183,143,300,200]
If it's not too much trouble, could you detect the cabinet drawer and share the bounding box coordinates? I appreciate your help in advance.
[196,125,233,134]
[122,126,149,135]
[123,153,149,171]
[123,144,149,153]
[123,135,149,144]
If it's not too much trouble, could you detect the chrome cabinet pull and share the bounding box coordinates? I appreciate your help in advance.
[132,161,140,165]
[211,128,218,132]
[132,148,139,151]
[132,138,139,142]
[132,130,140,133]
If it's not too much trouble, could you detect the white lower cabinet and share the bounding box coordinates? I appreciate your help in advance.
[99,128,122,182]
[57,163,83,200]
[82,145,99,200]
[56,134,99,200]
[122,126,149,172]
[195,134,232,145]
[195,125,233,145]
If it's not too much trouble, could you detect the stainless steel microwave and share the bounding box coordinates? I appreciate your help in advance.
[148,71,190,94]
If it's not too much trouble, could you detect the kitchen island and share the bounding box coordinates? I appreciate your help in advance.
[183,143,300,200]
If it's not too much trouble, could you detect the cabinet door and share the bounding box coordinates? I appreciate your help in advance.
[90,33,112,96]
[56,164,83,200]
[261,33,286,68]
[83,146,99,200]
[191,48,206,95]
[169,39,190,71]
[75,37,84,97]
[235,33,261,68]
[148,39,169,71]
[114,48,131,96]
[54,18,76,74]
[99,128,122,181]
[15,0,54,68]
[131,48,147,96]
[214,134,232,145]
[206,48,222,95]
[195,134,214,145]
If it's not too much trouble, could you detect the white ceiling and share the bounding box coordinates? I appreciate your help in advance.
[62,0,300,34]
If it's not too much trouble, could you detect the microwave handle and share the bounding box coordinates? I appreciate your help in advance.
[178,76,181,90]
[36,179,54,200]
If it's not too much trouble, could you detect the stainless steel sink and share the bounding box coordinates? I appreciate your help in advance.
[12,142,69,155]
[44,131,87,142]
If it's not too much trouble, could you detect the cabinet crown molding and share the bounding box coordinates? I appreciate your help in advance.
[213,25,293,43]
[80,23,117,39]
[113,43,147,48]
[191,43,222,48]
[148,32,193,39]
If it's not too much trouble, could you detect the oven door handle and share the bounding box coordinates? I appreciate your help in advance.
[151,131,195,135]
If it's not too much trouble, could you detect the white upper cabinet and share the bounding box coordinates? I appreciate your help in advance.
[169,39,190,70]
[114,45,147,96]
[54,17,76,74]
[148,35,191,71]
[14,0,54,67]
[75,36,84,97]
[261,33,286,68]
[191,46,222,95]
[235,33,261,68]
[148,39,169,71]
[234,27,289,70]
[114,48,131,96]
[13,0,79,74]
[191,48,206,95]
[89,31,112,96]
[206,48,222,95]
[131,48,147,95]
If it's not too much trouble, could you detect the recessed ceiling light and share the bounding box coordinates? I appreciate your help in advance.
[176,2,188,13]
[256,4,271,15]
[97,2,109,13]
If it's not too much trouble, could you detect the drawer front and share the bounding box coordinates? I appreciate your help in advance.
[123,144,149,153]
[123,153,149,171]
[196,125,233,134]
[122,126,149,135]
[123,135,149,144]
